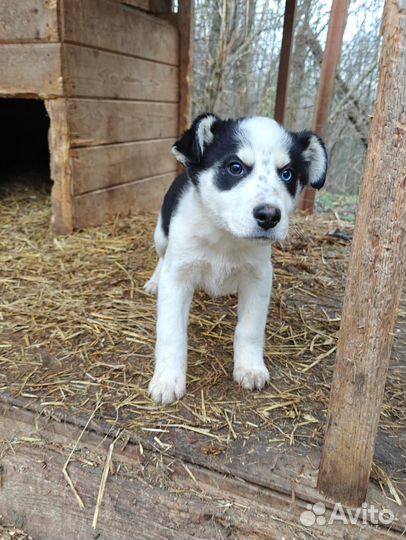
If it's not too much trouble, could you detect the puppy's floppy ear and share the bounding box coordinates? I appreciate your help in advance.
[291,131,328,189]
[172,113,221,167]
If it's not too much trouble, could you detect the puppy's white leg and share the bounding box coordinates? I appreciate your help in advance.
[233,265,272,391]
[144,215,168,295]
[144,258,162,295]
[149,265,193,404]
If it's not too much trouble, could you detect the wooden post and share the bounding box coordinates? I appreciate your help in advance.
[177,0,193,136]
[317,0,406,507]
[274,0,297,125]
[150,0,172,11]
[299,0,349,213]
[46,99,74,235]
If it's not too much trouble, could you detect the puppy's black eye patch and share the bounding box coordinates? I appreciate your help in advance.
[215,156,251,191]
[277,164,299,196]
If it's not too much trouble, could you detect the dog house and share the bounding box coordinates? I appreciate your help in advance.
[0,0,192,233]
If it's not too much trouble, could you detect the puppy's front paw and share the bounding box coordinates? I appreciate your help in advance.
[148,371,186,405]
[233,364,269,391]
[144,278,158,295]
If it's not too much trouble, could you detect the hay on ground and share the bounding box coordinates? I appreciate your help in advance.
[0,180,404,499]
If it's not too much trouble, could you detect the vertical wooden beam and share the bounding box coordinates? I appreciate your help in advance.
[299,0,349,213]
[149,0,172,11]
[274,0,297,125]
[317,0,406,507]
[177,0,193,136]
[46,99,74,234]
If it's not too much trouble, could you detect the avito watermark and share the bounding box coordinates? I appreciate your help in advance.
[300,502,395,527]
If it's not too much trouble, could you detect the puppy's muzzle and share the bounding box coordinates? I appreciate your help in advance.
[253,205,281,230]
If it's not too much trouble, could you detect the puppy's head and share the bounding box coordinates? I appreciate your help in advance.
[172,114,328,241]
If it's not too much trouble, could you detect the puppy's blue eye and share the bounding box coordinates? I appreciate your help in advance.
[280,168,294,182]
[227,162,244,176]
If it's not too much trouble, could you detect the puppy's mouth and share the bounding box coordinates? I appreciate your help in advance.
[240,233,274,242]
[241,227,288,242]
[251,236,272,241]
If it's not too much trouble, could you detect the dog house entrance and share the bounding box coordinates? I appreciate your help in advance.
[0,99,51,197]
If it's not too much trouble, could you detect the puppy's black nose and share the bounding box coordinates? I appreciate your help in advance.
[253,205,281,230]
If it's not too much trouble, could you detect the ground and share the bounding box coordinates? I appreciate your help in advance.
[0,525,30,540]
[0,179,405,539]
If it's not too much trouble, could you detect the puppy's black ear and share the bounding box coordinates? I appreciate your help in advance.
[172,113,220,167]
[291,131,328,189]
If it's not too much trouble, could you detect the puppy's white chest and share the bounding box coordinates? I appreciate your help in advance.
[167,213,271,297]
[188,259,243,297]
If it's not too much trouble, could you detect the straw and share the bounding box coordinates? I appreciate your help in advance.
[1,179,404,500]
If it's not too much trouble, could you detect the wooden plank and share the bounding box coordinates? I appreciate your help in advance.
[0,43,62,98]
[176,0,193,136]
[63,44,179,101]
[274,0,297,124]
[2,391,404,535]
[149,0,172,12]
[73,173,174,229]
[0,0,59,43]
[0,400,401,540]
[71,139,176,195]
[155,419,406,533]
[317,0,406,507]
[62,0,178,66]
[46,99,74,234]
[111,0,150,10]
[66,99,178,146]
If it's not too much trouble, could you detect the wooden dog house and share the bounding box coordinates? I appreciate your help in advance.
[0,0,192,233]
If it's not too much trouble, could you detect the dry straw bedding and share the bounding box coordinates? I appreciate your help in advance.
[0,182,404,455]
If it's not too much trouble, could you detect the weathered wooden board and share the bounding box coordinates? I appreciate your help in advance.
[63,44,178,101]
[177,1,193,135]
[111,0,150,10]
[149,0,173,11]
[73,173,174,228]
[0,0,59,43]
[0,401,401,540]
[71,139,176,195]
[62,0,178,66]
[46,99,74,235]
[66,99,178,147]
[0,44,62,98]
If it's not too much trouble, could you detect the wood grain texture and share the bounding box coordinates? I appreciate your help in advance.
[176,0,193,136]
[62,0,178,66]
[111,0,150,10]
[0,43,62,98]
[318,0,406,506]
[73,173,174,228]
[46,99,74,234]
[71,139,176,194]
[63,44,178,101]
[0,401,401,540]
[149,0,172,12]
[0,0,59,43]
[66,99,178,146]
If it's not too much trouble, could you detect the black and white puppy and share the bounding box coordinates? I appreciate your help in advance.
[145,114,328,405]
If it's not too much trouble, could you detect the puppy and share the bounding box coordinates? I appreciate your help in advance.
[145,114,328,404]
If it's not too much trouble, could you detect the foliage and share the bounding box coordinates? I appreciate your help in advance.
[192,0,384,196]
